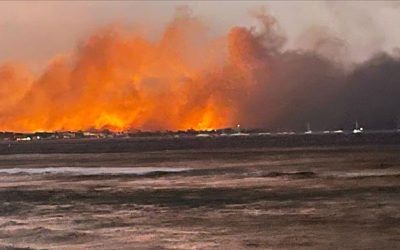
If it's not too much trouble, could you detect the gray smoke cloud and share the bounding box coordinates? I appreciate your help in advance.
[236,10,400,131]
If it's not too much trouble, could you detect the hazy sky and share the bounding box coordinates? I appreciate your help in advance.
[1,1,400,71]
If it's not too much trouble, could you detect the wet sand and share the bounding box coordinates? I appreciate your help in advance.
[1,138,400,249]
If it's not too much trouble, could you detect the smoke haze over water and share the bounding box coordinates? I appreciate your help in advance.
[1,3,400,132]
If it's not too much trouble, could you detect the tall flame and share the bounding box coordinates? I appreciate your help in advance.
[0,12,268,132]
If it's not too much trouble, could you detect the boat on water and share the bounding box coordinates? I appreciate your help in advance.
[353,121,364,134]
[230,124,250,136]
[304,122,312,134]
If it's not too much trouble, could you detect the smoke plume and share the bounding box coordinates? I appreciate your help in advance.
[0,9,399,132]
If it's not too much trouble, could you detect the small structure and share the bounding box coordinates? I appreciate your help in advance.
[16,137,31,141]
[196,133,211,137]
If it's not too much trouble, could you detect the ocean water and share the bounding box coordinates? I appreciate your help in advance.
[1,144,400,249]
[0,166,190,175]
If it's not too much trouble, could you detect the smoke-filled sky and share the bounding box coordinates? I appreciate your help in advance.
[1,1,400,132]
[2,1,400,70]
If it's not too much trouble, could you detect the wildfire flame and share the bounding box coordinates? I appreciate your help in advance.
[0,11,268,132]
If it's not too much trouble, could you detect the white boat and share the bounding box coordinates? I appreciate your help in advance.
[304,122,312,134]
[230,124,249,136]
[353,121,364,134]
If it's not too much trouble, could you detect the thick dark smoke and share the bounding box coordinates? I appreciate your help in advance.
[342,53,400,130]
[237,11,400,131]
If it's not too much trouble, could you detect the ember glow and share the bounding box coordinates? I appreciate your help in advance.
[0,12,267,132]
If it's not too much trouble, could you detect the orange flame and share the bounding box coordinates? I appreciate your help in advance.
[0,14,265,132]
